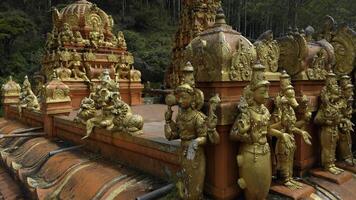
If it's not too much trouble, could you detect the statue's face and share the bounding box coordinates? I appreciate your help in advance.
[329,80,340,95]
[183,73,195,87]
[177,91,192,109]
[285,89,299,108]
[253,86,269,105]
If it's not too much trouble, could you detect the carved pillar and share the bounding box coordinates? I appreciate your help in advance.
[41,76,72,137]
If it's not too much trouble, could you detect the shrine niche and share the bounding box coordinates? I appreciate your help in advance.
[254,30,280,80]
[41,0,143,108]
[277,27,335,80]
[165,0,221,88]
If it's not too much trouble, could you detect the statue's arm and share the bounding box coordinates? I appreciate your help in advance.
[195,113,207,146]
[230,112,251,142]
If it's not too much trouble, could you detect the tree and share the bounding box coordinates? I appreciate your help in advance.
[0,10,35,56]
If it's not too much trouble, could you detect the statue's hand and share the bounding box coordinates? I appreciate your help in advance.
[165,109,173,122]
[302,131,312,145]
[282,133,294,149]
[186,139,198,160]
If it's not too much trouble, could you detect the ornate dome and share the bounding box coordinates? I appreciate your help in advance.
[184,8,256,82]
[52,0,113,37]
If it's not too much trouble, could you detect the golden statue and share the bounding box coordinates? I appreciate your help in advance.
[69,50,90,82]
[73,31,89,46]
[76,70,143,139]
[164,62,219,199]
[59,23,74,45]
[89,21,105,49]
[272,71,312,189]
[18,76,40,115]
[230,63,293,200]
[74,97,96,124]
[117,31,127,50]
[338,75,355,165]
[314,71,344,174]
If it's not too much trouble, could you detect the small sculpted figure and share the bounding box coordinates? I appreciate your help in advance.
[164,62,219,200]
[272,71,312,189]
[314,71,344,174]
[18,76,40,116]
[338,75,355,165]
[69,50,90,82]
[76,70,143,139]
[59,23,74,45]
[230,63,294,200]
[73,31,89,46]
[89,21,105,48]
[117,31,127,49]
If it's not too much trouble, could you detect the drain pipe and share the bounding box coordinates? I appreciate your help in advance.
[10,127,43,134]
[0,132,46,139]
[48,145,84,157]
[136,183,174,200]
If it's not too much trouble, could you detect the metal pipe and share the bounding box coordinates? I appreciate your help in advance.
[136,183,174,200]
[0,132,46,139]
[48,144,84,157]
[146,89,174,94]
[10,127,43,135]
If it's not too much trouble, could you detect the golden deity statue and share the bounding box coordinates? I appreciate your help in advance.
[117,31,127,50]
[69,50,90,82]
[89,21,105,49]
[75,70,143,139]
[18,76,40,115]
[164,63,219,200]
[338,75,355,165]
[59,23,74,46]
[314,71,344,174]
[230,63,294,200]
[272,71,312,189]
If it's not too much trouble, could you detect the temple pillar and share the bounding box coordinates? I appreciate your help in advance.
[1,76,21,120]
[41,76,72,138]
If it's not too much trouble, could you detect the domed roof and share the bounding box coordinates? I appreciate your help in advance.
[52,0,113,35]
[184,8,256,82]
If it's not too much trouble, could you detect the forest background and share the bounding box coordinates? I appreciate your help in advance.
[0,0,356,86]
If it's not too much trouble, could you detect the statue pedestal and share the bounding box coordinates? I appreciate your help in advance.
[336,162,356,174]
[2,96,19,120]
[119,80,143,106]
[41,102,72,138]
[270,183,315,200]
[310,169,353,184]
